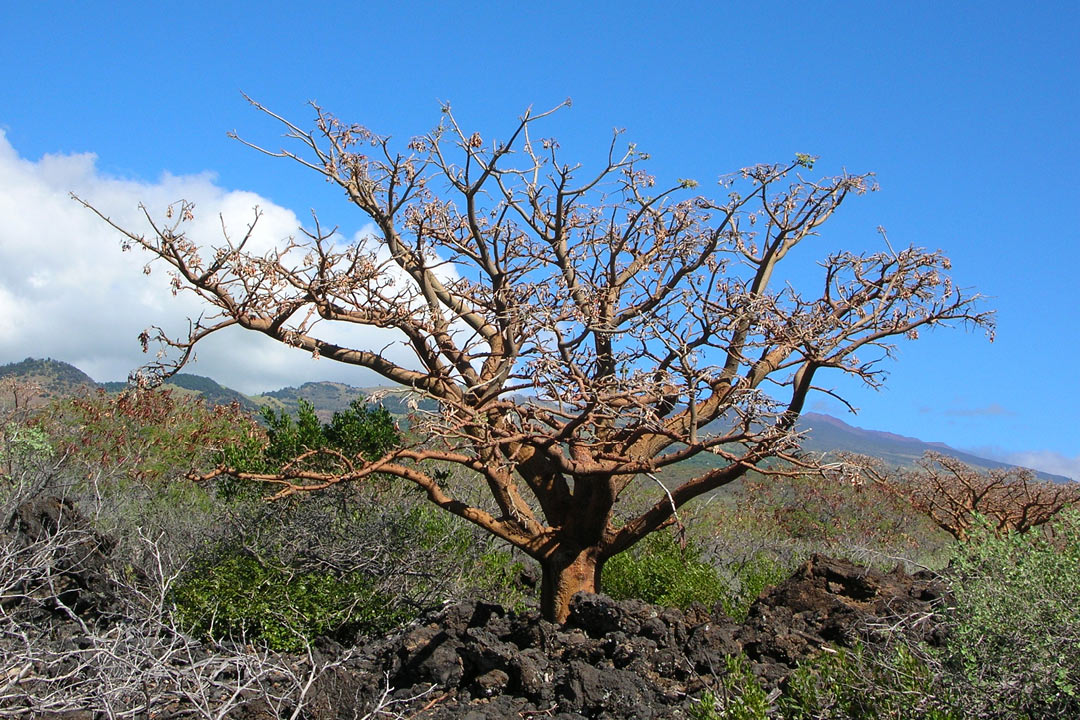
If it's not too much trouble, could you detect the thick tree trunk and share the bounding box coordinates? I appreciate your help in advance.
[539,546,605,623]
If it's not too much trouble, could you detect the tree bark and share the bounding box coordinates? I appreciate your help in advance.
[539,546,605,623]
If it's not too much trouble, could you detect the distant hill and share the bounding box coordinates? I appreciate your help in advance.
[0,357,99,407]
[2,357,1069,483]
[255,381,370,419]
[795,412,1071,483]
[102,373,259,411]
[162,374,260,411]
[252,381,438,421]
[0,358,259,414]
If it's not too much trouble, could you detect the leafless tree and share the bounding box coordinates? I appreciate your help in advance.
[76,99,992,621]
[848,451,1078,540]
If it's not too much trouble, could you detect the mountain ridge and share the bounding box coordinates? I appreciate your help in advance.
[0,357,1069,482]
[795,412,1070,482]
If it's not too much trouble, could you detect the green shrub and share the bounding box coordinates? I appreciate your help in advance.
[938,509,1080,718]
[187,402,530,649]
[782,643,956,719]
[171,552,408,651]
[474,548,531,612]
[0,422,52,466]
[719,551,789,621]
[690,646,956,720]
[604,530,727,611]
[690,655,771,720]
[240,398,398,469]
[219,398,399,499]
[773,509,1080,719]
[602,526,788,620]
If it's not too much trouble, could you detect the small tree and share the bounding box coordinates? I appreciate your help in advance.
[77,100,992,621]
[851,451,1078,540]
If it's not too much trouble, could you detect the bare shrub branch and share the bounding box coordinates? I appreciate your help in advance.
[837,451,1078,540]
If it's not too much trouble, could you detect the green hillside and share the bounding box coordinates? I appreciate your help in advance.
[102,373,258,411]
[163,374,259,411]
[252,381,437,421]
[0,357,99,407]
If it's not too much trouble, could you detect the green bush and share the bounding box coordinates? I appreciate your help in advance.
[938,509,1080,718]
[219,398,399,499]
[171,497,530,650]
[604,530,727,611]
[171,552,408,651]
[782,643,956,719]
[773,509,1080,719]
[241,399,398,469]
[602,527,788,620]
[187,402,532,649]
[0,421,52,468]
[690,654,771,720]
[689,646,955,720]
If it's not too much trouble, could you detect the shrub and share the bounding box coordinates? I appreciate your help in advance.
[171,494,530,649]
[604,530,727,611]
[48,388,260,484]
[736,470,940,557]
[691,646,956,720]
[690,655,771,720]
[240,398,397,469]
[0,471,350,717]
[171,552,408,651]
[175,399,530,648]
[9,390,263,578]
[218,398,400,499]
[781,643,957,719]
[0,421,53,482]
[776,508,1080,719]
[937,509,1080,718]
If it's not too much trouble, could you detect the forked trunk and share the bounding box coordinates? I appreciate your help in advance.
[539,546,605,623]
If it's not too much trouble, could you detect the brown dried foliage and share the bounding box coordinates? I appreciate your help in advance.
[841,451,1078,540]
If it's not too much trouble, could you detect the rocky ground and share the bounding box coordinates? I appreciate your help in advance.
[319,554,945,719]
[4,497,945,719]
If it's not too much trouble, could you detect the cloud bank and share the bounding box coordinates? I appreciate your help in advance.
[0,132,409,393]
[970,447,1080,483]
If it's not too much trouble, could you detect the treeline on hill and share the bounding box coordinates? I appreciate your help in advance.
[0,379,1077,718]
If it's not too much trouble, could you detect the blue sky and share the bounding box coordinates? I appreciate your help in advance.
[1,2,1077,477]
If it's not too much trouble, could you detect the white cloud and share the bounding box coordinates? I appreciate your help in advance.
[0,131,421,394]
[996,450,1080,483]
[967,445,1080,482]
